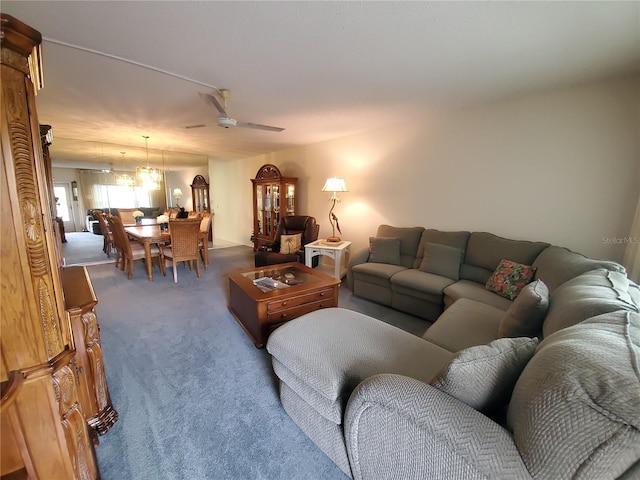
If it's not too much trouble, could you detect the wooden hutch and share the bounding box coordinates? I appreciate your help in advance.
[251,164,297,251]
[1,14,117,479]
[190,174,210,215]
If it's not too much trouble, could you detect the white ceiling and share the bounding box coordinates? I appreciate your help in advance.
[2,1,639,170]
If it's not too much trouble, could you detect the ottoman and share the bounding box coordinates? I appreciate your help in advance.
[266,307,453,477]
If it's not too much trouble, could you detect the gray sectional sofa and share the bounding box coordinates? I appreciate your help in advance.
[266,225,640,479]
[347,225,628,321]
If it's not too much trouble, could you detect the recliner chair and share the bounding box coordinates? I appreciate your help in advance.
[254,216,319,267]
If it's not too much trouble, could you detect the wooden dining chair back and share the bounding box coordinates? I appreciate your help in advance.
[162,218,202,283]
[105,214,124,268]
[108,214,164,279]
[198,212,213,269]
[93,209,113,257]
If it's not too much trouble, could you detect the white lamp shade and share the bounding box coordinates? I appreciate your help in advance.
[173,188,183,198]
[321,177,348,193]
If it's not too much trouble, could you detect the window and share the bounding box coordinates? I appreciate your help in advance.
[93,184,151,208]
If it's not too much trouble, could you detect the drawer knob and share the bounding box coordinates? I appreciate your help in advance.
[280,313,287,319]
[319,292,325,297]
[281,301,287,306]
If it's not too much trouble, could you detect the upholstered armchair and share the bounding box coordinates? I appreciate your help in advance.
[254,216,319,267]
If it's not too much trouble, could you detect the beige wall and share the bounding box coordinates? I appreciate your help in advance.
[212,75,639,264]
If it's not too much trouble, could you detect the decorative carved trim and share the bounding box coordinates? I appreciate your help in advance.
[81,310,118,434]
[53,360,93,480]
[0,46,29,74]
[3,68,64,358]
[190,174,208,187]
[53,365,76,413]
[254,164,282,180]
[82,312,99,343]
[62,405,92,480]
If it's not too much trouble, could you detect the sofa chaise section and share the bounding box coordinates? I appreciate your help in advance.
[266,308,454,476]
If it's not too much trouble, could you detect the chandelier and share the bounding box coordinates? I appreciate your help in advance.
[116,151,136,187]
[136,136,162,190]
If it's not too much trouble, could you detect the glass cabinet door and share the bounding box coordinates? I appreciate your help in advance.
[285,182,296,215]
[256,185,264,235]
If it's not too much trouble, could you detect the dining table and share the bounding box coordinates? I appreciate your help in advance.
[124,224,171,281]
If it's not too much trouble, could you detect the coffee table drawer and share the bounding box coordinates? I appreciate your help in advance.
[267,298,335,324]
[266,288,334,313]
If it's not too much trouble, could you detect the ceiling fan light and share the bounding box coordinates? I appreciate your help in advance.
[218,117,237,128]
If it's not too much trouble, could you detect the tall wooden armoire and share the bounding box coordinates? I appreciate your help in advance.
[1,14,116,479]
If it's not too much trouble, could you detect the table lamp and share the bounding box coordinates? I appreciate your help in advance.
[321,177,348,242]
[173,188,183,208]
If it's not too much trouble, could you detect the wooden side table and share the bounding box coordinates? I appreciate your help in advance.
[305,239,352,279]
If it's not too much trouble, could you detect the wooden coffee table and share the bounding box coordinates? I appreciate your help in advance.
[228,262,341,348]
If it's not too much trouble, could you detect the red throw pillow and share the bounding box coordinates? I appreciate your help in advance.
[486,259,536,300]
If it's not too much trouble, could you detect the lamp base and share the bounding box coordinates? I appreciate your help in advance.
[326,236,341,243]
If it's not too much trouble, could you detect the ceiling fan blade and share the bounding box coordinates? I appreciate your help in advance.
[199,92,227,115]
[185,123,208,129]
[236,121,285,132]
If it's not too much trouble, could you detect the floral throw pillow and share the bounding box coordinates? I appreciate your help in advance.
[486,259,536,300]
[279,233,302,254]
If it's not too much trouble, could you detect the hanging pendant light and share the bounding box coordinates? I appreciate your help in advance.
[136,135,162,190]
[116,151,135,187]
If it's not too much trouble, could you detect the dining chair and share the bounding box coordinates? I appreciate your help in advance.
[92,209,114,257]
[108,214,164,279]
[198,212,213,270]
[160,218,202,283]
[105,214,123,269]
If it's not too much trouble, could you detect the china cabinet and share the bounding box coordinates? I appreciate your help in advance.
[251,164,297,251]
[191,174,210,214]
[1,14,115,479]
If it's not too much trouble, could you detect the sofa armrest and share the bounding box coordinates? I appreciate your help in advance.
[344,374,530,480]
[346,247,371,290]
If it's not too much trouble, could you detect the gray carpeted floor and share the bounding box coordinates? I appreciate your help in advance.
[62,231,115,266]
[87,246,428,479]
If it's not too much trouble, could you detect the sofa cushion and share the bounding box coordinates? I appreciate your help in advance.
[430,337,538,412]
[280,233,302,254]
[507,311,640,479]
[390,269,454,303]
[532,245,626,294]
[444,280,514,311]
[499,280,549,338]
[368,237,401,265]
[422,298,504,352]
[419,242,464,280]
[266,308,454,424]
[375,225,424,268]
[414,229,470,269]
[460,232,549,284]
[629,282,640,308]
[485,259,536,301]
[351,262,408,288]
[543,269,639,337]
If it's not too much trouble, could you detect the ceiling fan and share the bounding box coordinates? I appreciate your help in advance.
[186,89,285,132]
